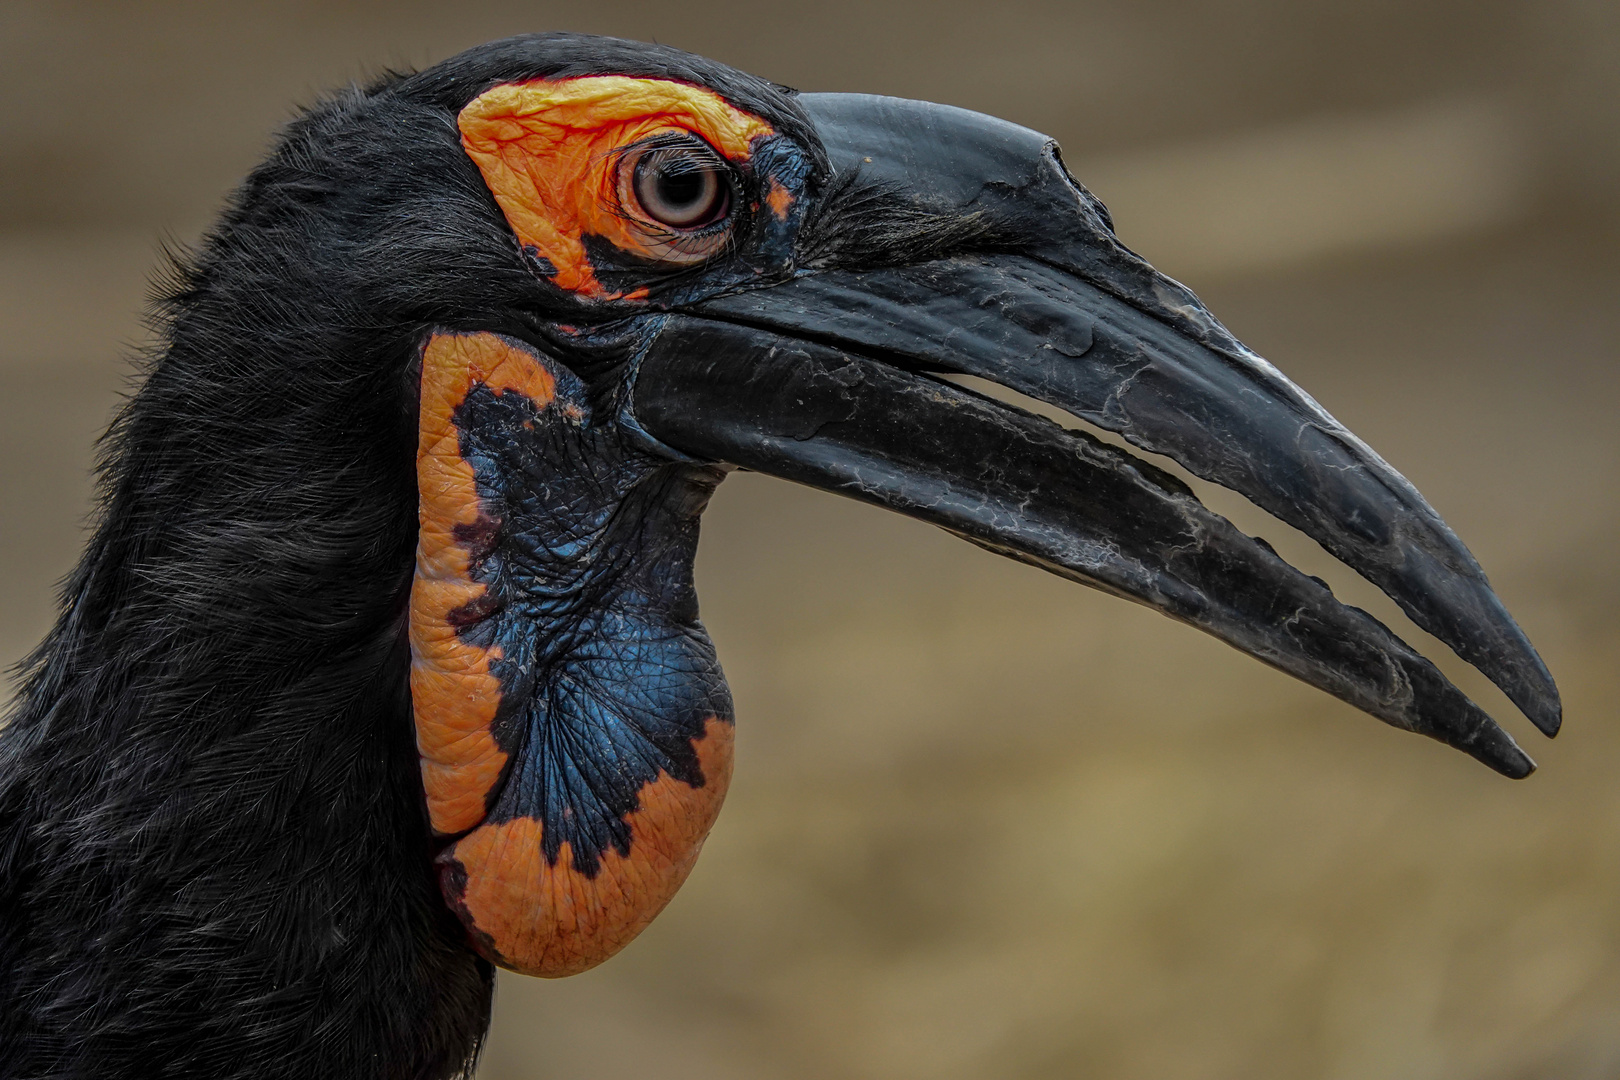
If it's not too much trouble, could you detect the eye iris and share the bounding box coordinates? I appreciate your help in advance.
[634,149,729,228]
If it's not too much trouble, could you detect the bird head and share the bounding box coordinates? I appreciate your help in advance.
[25,33,1558,1003]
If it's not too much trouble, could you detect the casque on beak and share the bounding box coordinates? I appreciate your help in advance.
[619,92,1559,778]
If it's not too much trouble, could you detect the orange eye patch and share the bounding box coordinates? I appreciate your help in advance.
[458,76,775,300]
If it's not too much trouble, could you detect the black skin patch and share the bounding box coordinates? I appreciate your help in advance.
[448,360,732,877]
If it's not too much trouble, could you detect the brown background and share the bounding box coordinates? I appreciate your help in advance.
[3,3,1618,1077]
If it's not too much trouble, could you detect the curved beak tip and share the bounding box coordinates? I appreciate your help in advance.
[1450,710,1538,779]
[622,91,1562,778]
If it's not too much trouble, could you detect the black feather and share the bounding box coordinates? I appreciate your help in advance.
[0,32,808,1080]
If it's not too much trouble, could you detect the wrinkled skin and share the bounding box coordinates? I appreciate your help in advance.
[0,32,1556,1080]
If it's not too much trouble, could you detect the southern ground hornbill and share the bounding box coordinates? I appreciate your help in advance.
[0,32,1560,1080]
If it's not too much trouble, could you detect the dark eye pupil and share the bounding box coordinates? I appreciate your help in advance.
[633,146,730,229]
[657,168,706,209]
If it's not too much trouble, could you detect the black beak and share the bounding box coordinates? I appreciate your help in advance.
[621,93,1559,778]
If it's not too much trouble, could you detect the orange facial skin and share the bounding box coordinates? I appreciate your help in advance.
[765,177,795,221]
[412,329,735,977]
[411,332,556,837]
[439,716,733,978]
[458,76,775,300]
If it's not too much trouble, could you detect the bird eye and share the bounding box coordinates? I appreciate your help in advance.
[635,149,730,228]
[618,136,736,264]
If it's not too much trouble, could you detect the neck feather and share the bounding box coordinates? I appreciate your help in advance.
[0,81,504,1080]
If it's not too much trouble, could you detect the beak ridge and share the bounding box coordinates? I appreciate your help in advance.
[618,89,1558,775]
[699,255,1561,739]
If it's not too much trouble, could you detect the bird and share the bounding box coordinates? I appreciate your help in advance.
[0,31,1560,1080]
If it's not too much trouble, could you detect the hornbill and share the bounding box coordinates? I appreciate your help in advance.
[0,32,1559,1080]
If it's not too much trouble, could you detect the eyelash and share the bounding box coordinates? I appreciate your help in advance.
[610,134,741,266]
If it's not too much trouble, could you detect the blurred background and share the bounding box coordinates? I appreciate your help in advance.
[3,2,1618,1077]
